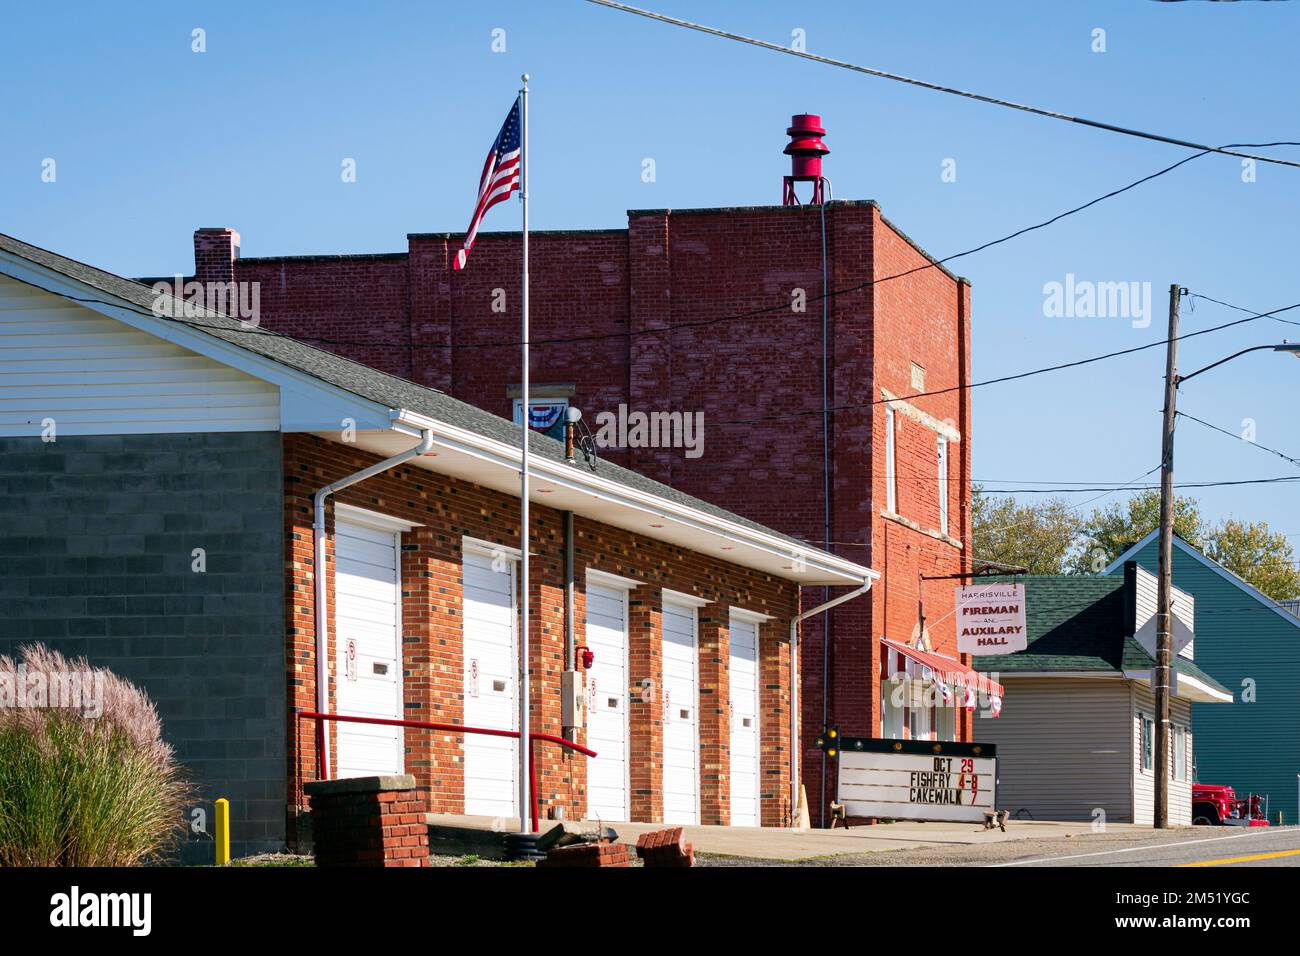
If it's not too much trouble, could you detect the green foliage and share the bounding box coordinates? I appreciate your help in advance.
[972,487,1300,599]
[1205,518,1300,600]
[971,486,1083,574]
[0,645,191,867]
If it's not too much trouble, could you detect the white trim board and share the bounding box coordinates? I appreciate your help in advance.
[335,503,422,533]
[662,589,710,609]
[1104,528,1300,631]
[586,568,642,591]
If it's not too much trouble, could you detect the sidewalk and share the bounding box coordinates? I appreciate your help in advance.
[426,813,1157,861]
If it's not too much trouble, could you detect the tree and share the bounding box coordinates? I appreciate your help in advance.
[971,485,1083,575]
[1205,518,1300,600]
[1067,490,1206,575]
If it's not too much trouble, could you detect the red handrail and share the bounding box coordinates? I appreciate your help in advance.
[297,711,596,833]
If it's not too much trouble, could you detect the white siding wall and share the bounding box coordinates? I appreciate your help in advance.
[0,275,278,435]
[977,677,1134,823]
[1131,683,1193,826]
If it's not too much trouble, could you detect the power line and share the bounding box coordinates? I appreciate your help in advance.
[981,474,1300,493]
[1188,292,1300,328]
[583,0,1300,169]
[713,298,1300,425]
[1177,410,1300,468]
[87,139,1295,353]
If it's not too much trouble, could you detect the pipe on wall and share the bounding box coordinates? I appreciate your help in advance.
[312,430,434,780]
[789,576,875,828]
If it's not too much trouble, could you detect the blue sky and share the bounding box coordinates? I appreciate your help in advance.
[3,1,1298,551]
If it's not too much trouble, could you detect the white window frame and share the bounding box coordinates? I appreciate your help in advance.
[884,405,897,514]
[881,678,905,740]
[936,436,949,536]
[1172,724,1188,781]
[512,397,569,434]
[1140,714,1154,772]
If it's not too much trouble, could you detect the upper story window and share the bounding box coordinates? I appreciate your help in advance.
[885,405,897,514]
[937,436,949,536]
[512,397,568,442]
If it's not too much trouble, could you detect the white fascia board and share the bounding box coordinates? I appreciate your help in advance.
[986,671,1125,681]
[1122,669,1234,704]
[0,254,395,433]
[394,408,879,587]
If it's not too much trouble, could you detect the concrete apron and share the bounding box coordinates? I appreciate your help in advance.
[426,813,1158,862]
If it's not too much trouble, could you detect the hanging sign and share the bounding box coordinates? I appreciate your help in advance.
[837,738,998,823]
[956,582,1027,655]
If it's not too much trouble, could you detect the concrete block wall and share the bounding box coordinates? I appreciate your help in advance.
[0,432,286,861]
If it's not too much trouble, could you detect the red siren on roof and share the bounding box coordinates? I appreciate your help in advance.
[782,113,830,206]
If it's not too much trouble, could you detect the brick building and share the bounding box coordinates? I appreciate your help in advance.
[0,231,894,855]
[168,159,976,820]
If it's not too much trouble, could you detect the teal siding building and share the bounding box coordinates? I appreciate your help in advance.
[1107,531,1300,824]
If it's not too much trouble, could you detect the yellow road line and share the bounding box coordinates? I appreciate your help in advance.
[1178,847,1300,867]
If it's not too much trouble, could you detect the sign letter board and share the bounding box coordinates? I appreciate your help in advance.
[836,738,997,824]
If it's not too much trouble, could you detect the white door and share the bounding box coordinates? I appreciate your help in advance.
[728,615,761,826]
[462,548,518,817]
[585,584,629,821]
[662,602,700,824]
[334,515,404,778]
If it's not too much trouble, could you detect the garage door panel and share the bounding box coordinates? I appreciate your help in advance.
[463,549,519,817]
[335,515,404,780]
[585,582,629,821]
[729,616,760,826]
[662,602,699,825]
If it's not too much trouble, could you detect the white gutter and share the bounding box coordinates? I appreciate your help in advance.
[788,573,878,828]
[392,407,873,586]
[312,430,434,779]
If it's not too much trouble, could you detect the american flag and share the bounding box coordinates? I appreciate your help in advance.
[452,97,522,271]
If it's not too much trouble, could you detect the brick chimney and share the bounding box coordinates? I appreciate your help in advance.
[193,227,240,286]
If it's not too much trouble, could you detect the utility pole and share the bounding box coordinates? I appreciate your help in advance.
[1154,283,1181,829]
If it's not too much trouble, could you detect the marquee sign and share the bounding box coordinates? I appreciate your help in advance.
[956,582,1027,655]
[836,738,998,823]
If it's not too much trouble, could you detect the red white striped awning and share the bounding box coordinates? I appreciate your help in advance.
[881,639,1004,697]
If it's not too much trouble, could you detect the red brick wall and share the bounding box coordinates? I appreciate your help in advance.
[282,433,798,832]
[200,200,970,828]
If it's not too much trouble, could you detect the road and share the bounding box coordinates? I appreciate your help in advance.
[695,825,1300,867]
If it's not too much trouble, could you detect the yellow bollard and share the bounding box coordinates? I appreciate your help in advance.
[215,798,231,865]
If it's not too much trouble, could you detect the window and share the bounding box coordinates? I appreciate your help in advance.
[881,678,905,739]
[512,397,568,442]
[885,406,897,513]
[937,436,949,536]
[935,702,956,742]
[1141,715,1154,772]
[1173,725,1188,780]
[908,698,931,741]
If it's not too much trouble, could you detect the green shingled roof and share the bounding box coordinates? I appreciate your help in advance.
[972,574,1229,695]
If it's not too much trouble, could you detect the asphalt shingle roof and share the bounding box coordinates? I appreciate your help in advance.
[0,231,814,552]
[971,574,1228,694]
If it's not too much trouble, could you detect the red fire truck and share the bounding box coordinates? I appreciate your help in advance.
[1191,783,1270,827]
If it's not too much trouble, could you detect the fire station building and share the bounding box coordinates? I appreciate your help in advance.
[0,231,878,855]
[154,116,976,822]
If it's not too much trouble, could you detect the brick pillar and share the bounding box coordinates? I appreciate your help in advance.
[628,585,663,822]
[408,235,454,392]
[698,609,730,825]
[627,212,674,485]
[305,774,429,867]
[193,227,240,286]
[759,618,793,826]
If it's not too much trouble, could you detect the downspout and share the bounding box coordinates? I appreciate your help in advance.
[790,574,875,827]
[562,510,576,741]
[313,429,435,780]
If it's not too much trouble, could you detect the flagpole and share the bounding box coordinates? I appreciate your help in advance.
[517,74,531,836]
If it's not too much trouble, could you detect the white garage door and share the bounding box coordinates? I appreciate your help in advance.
[585,583,629,821]
[728,614,761,826]
[462,546,518,817]
[334,512,404,779]
[663,601,700,824]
